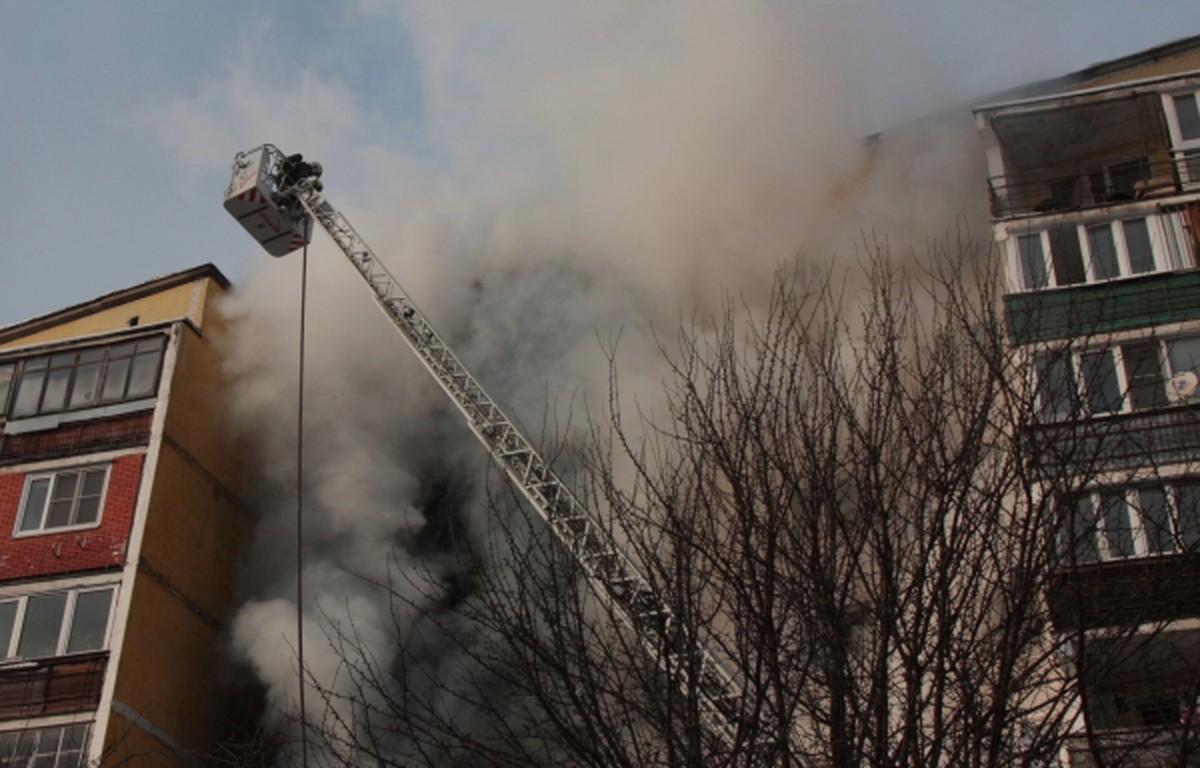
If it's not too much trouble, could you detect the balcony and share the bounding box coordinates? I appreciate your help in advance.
[0,652,107,720]
[1025,403,1200,478]
[1066,727,1200,767]
[981,87,1200,220]
[1047,554,1200,630]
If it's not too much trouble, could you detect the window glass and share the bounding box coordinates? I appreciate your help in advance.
[1101,492,1134,558]
[0,602,16,658]
[11,367,45,418]
[1175,93,1200,141]
[66,588,113,654]
[1121,341,1166,411]
[17,479,50,533]
[1176,482,1200,551]
[17,468,107,534]
[1049,226,1086,286]
[16,593,66,659]
[1019,235,1048,289]
[1167,337,1200,404]
[68,362,101,408]
[0,364,13,415]
[1071,497,1099,564]
[1136,486,1174,554]
[1036,352,1076,420]
[1081,350,1122,414]
[100,358,130,402]
[125,352,160,399]
[1087,224,1119,280]
[1122,219,1155,274]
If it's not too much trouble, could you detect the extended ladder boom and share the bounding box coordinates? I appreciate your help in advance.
[224,145,768,756]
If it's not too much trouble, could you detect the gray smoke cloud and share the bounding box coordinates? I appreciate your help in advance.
[189,2,989,760]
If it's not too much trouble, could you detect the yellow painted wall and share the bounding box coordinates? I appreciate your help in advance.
[106,311,251,764]
[0,280,214,351]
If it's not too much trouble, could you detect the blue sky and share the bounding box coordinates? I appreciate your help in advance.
[0,1,1196,328]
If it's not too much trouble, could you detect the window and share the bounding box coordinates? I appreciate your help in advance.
[1012,217,1167,290]
[0,586,115,661]
[0,724,89,768]
[1035,335,1200,420]
[7,336,165,420]
[1166,91,1200,189]
[0,365,12,420]
[15,467,108,535]
[1056,482,1200,564]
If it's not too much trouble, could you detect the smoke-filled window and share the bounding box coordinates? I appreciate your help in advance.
[15,466,108,535]
[6,335,165,420]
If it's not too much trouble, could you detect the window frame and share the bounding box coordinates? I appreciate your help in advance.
[1164,89,1200,190]
[1011,216,1170,291]
[1060,481,1200,565]
[0,723,91,768]
[4,335,166,422]
[0,585,117,662]
[1034,334,1200,420]
[13,465,110,537]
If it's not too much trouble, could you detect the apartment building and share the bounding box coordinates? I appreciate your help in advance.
[975,35,1200,765]
[0,265,248,766]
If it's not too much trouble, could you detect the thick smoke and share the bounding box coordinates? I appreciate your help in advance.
[198,2,988,760]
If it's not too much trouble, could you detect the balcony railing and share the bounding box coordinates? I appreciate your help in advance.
[1024,403,1200,478]
[0,652,107,721]
[1066,726,1200,767]
[1047,553,1200,630]
[988,152,1200,220]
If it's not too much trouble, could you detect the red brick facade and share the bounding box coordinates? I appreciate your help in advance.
[0,454,144,581]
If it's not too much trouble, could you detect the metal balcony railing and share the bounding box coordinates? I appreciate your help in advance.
[988,152,1200,220]
[0,652,107,721]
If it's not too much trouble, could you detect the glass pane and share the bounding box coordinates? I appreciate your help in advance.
[66,589,113,653]
[45,500,74,529]
[1071,497,1100,564]
[1167,336,1200,403]
[60,724,87,751]
[135,337,165,354]
[1121,341,1166,411]
[78,348,104,364]
[1101,492,1134,558]
[1123,218,1155,274]
[40,368,70,413]
[1087,224,1119,280]
[12,369,46,417]
[1137,486,1174,554]
[68,362,102,408]
[108,342,136,359]
[18,479,50,532]
[1049,225,1086,286]
[1036,352,1076,420]
[17,593,67,659]
[81,470,105,496]
[1177,482,1200,551]
[73,497,100,526]
[0,602,17,659]
[1019,235,1048,290]
[126,353,160,398]
[100,358,130,401]
[0,364,13,415]
[1175,93,1200,141]
[51,473,78,502]
[1081,350,1121,414]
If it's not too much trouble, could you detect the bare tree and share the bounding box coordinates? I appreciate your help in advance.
[238,237,1200,767]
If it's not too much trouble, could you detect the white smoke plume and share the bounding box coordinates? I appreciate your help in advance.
[161,1,989,760]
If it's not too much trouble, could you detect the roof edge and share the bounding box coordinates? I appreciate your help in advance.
[0,263,231,346]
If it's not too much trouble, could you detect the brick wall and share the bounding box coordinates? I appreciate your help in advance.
[0,454,144,581]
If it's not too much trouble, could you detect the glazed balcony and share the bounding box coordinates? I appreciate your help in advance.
[0,651,106,721]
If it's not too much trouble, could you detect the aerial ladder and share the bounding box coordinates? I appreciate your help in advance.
[224,144,778,760]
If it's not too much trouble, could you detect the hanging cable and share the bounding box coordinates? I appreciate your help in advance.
[296,242,310,768]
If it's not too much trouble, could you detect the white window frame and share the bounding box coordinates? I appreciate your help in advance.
[0,585,117,662]
[13,465,109,537]
[1163,89,1200,189]
[1011,215,1170,291]
[1034,334,1200,420]
[0,722,91,767]
[1070,483,1200,563]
